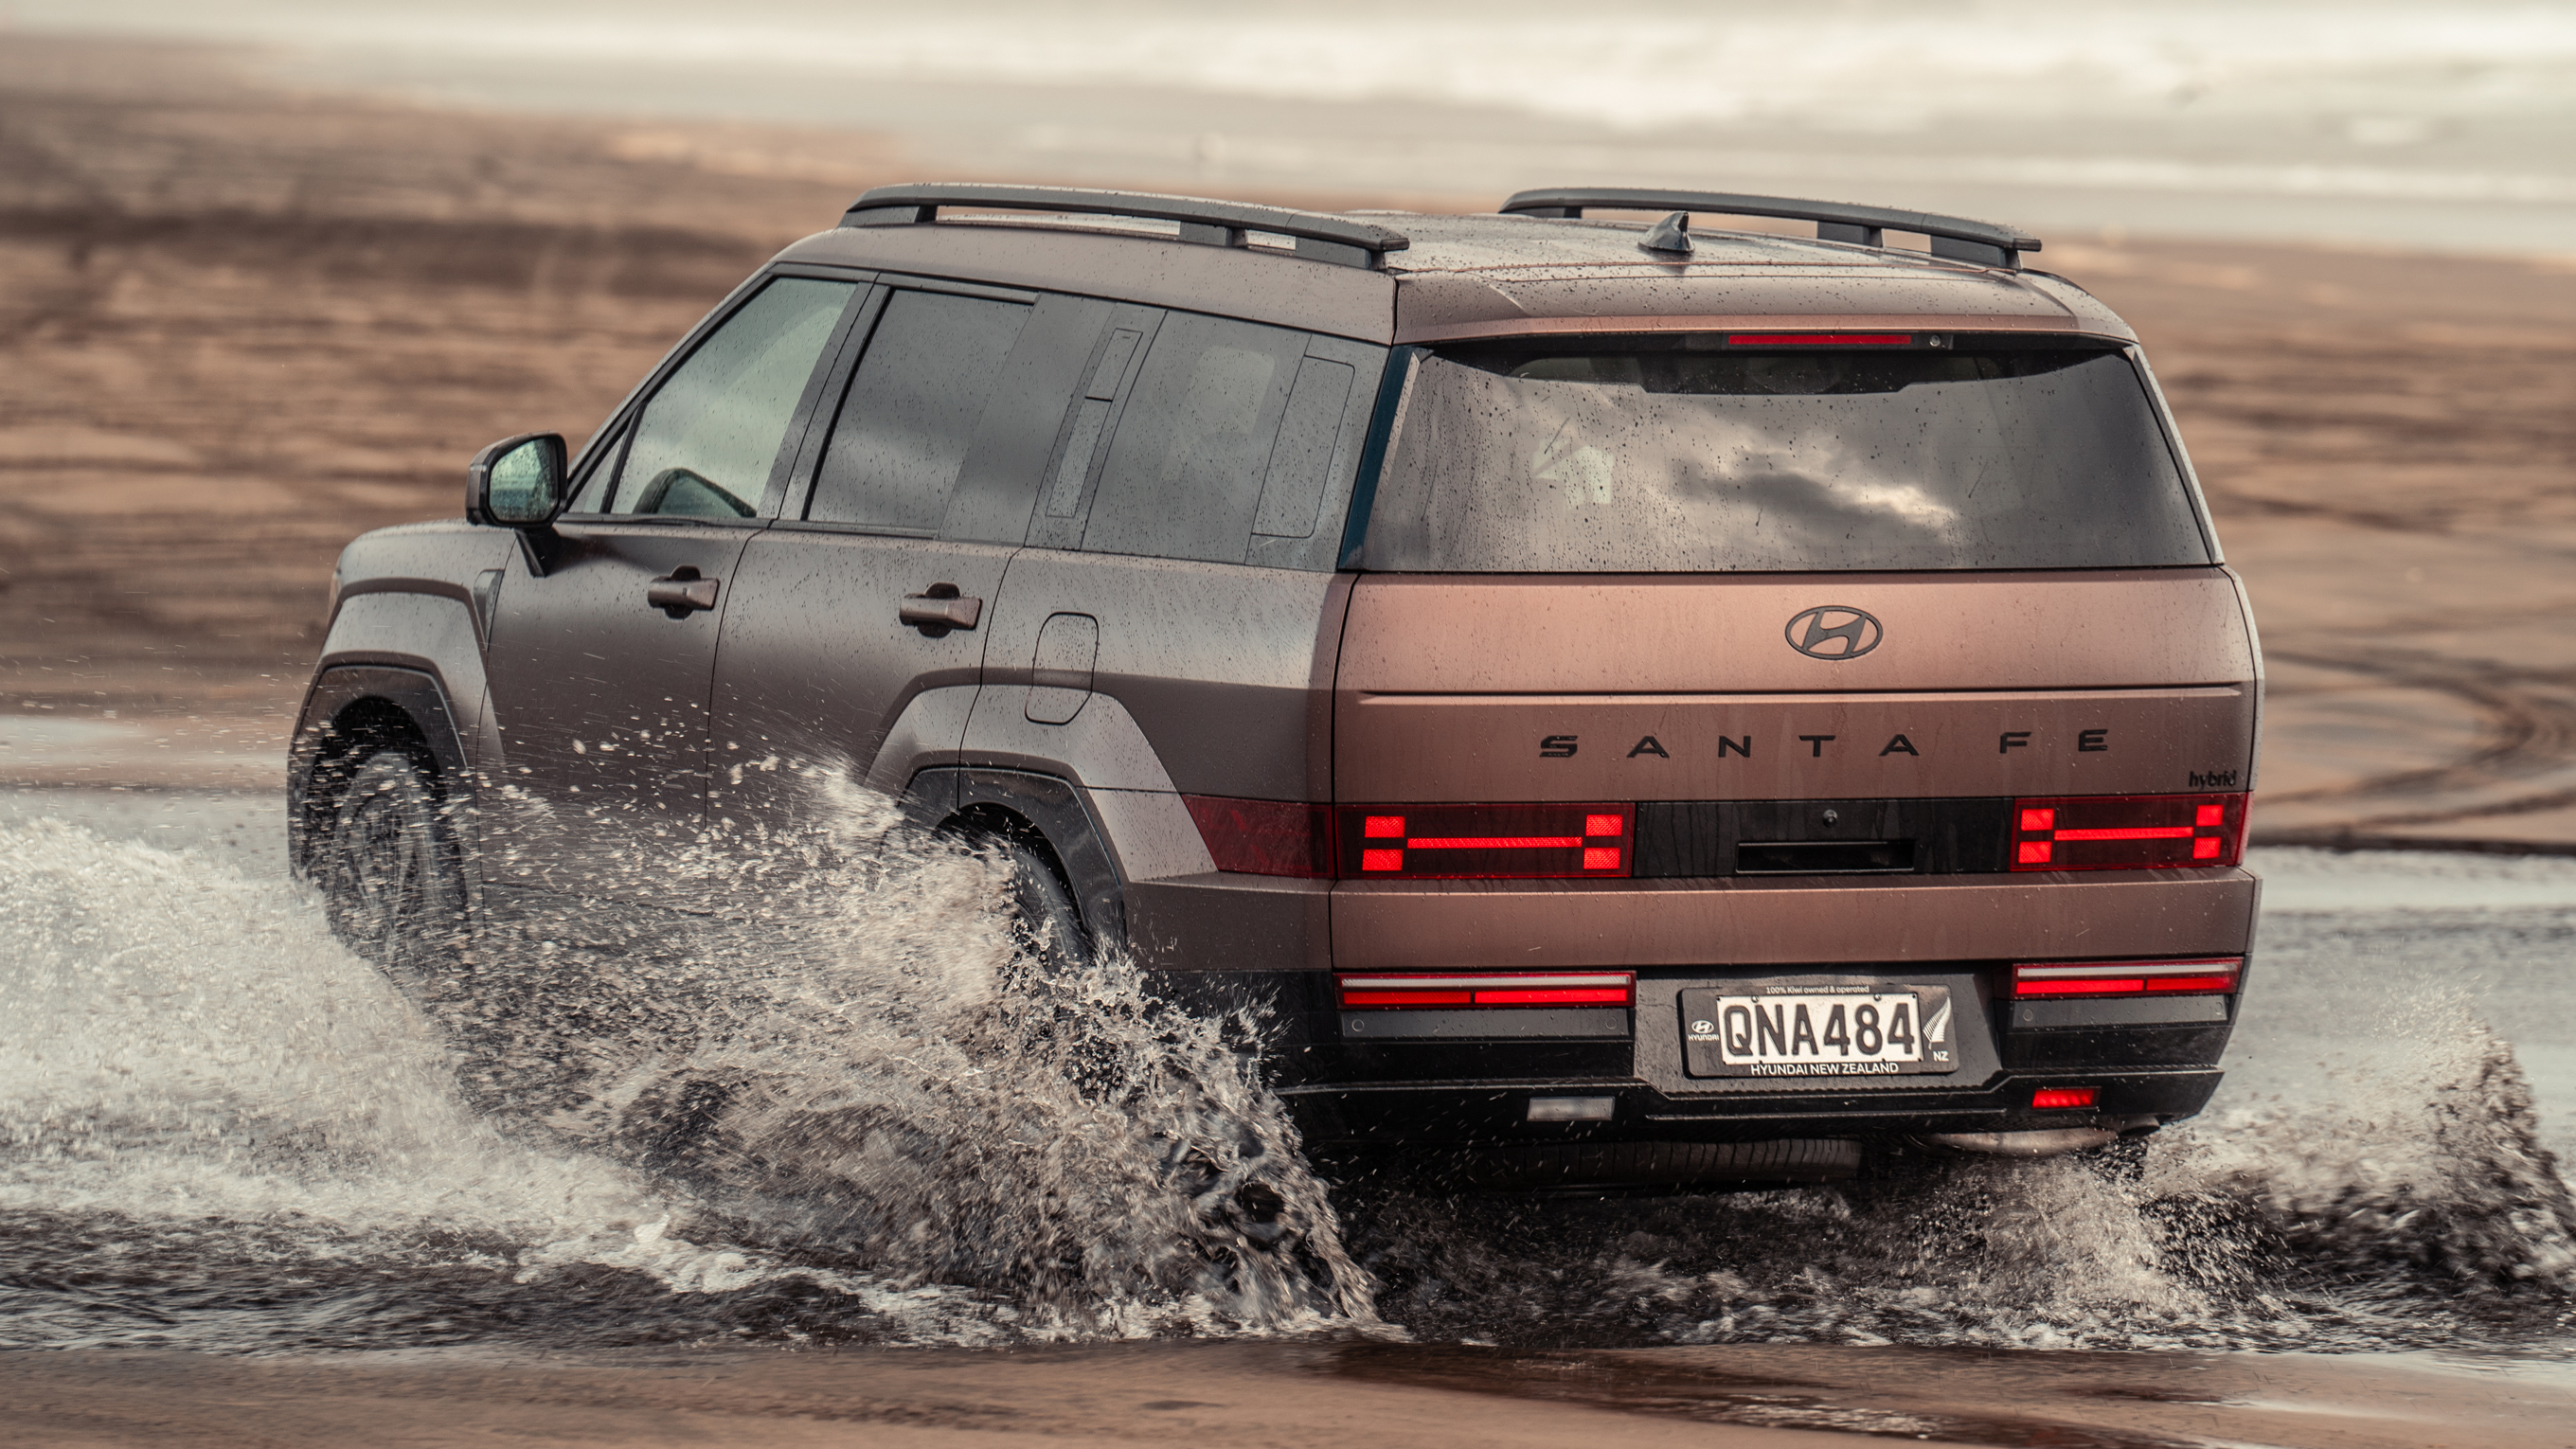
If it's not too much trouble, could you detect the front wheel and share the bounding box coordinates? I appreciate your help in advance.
[317,745,471,996]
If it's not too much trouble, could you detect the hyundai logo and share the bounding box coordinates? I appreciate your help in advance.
[1784,605,1884,660]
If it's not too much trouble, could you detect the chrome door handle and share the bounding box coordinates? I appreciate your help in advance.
[900,584,982,635]
[647,571,720,617]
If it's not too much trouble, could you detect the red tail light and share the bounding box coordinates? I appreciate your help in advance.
[1183,796,1333,877]
[1339,803,1634,880]
[2011,793,2245,870]
[2014,957,2243,997]
[2032,1086,2098,1110]
[1339,972,1636,1009]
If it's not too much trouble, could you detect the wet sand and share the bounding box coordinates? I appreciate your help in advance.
[11,1339,2576,1449]
[5,32,2575,841]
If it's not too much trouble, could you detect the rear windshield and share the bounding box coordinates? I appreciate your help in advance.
[1351,338,2211,573]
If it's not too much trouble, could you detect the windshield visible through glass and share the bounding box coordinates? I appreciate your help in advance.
[1352,340,2211,573]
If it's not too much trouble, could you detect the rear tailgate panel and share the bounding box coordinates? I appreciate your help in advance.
[1334,567,2257,803]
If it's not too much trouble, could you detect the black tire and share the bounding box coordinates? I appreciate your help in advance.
[317,745,471,995]
[999,840,1093,975]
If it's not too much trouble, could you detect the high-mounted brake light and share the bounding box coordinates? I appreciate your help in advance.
[1725,332,1912,346]
[1339,972,1637,1010]
[2011,793,2245,870]
[1339,803,1634,880]
[2014,957,2243,997]
[2032,1086,2098,1110]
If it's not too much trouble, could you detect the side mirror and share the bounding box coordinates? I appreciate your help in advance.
[466,433,567,528]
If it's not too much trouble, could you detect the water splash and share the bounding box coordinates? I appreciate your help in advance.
[1334,1004,2576,1353]
[6,796,2575,1355]
[0,797,1374,1349]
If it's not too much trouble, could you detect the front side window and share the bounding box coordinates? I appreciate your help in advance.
[1353,338,2211,573]
[605,276,855,518]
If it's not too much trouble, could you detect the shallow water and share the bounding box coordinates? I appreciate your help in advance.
[5,790,2574,1368]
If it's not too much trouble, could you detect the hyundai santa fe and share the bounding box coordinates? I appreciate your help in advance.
[291,183,2262,1190]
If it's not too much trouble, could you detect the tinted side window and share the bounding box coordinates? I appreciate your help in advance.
[1252,356,1357,540]
[1079,313,1308,564]
[608,277,854,518]
[807,291,1031,532]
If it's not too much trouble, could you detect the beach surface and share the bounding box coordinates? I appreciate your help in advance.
[9,33,2576,1441]
[13,1338,2576,1449]
[3,31,2573,846]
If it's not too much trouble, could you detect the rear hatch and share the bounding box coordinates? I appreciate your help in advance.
[1333,331,2258,882]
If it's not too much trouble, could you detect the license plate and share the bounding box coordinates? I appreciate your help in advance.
[1679,984,1957,1077]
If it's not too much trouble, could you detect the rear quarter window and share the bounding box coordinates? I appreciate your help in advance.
[1353,339,2212,573]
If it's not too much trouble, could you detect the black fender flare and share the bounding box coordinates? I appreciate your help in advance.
[905,766,1126,949]
[288,665,474,879]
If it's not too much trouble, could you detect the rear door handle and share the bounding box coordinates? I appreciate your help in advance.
[900,584,982,635]
[647,571,721,617]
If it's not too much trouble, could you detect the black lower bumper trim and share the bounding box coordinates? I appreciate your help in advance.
[1280,1068,2222,1146]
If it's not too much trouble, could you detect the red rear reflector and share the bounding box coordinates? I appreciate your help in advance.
[2011,793,2246,870]
[2032,1087,2098,1110]
[1726,333,1911,346]
[1338,803,1634,879]
[2013,957,2243,997]
[1339,972,1637,1010]
[1183,796,1333,877]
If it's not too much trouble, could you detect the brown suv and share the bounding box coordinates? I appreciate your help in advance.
[291,184,2261,1190]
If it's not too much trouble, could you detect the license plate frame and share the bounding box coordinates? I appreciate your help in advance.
[1680,982,1958,1078]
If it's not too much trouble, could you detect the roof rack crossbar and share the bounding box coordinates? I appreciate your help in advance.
[1499,188,2039,270]
[840,184,1410,270]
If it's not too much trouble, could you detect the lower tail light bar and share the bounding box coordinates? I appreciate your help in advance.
[2013,957,2243,997]
[2012,793,2246,870]
[1339,972,1637,1010]
[2032,1086,2099,1110]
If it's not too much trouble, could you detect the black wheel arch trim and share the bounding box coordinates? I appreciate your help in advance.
[906,766,1126,949]
[289,665,475,879]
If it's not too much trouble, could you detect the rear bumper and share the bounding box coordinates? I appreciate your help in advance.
[1153,945,2248,1154]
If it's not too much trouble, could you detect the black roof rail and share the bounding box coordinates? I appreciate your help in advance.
[840,183,1410,270]
[1499,188,2040,270]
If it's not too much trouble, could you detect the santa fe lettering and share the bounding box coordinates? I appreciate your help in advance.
[1530,730,2111,759]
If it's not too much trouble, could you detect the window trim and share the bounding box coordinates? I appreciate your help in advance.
[1026,303,1165,550]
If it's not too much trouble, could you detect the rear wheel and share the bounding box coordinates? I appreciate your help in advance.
[317,745,471,996]
[998,839,1093,975]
